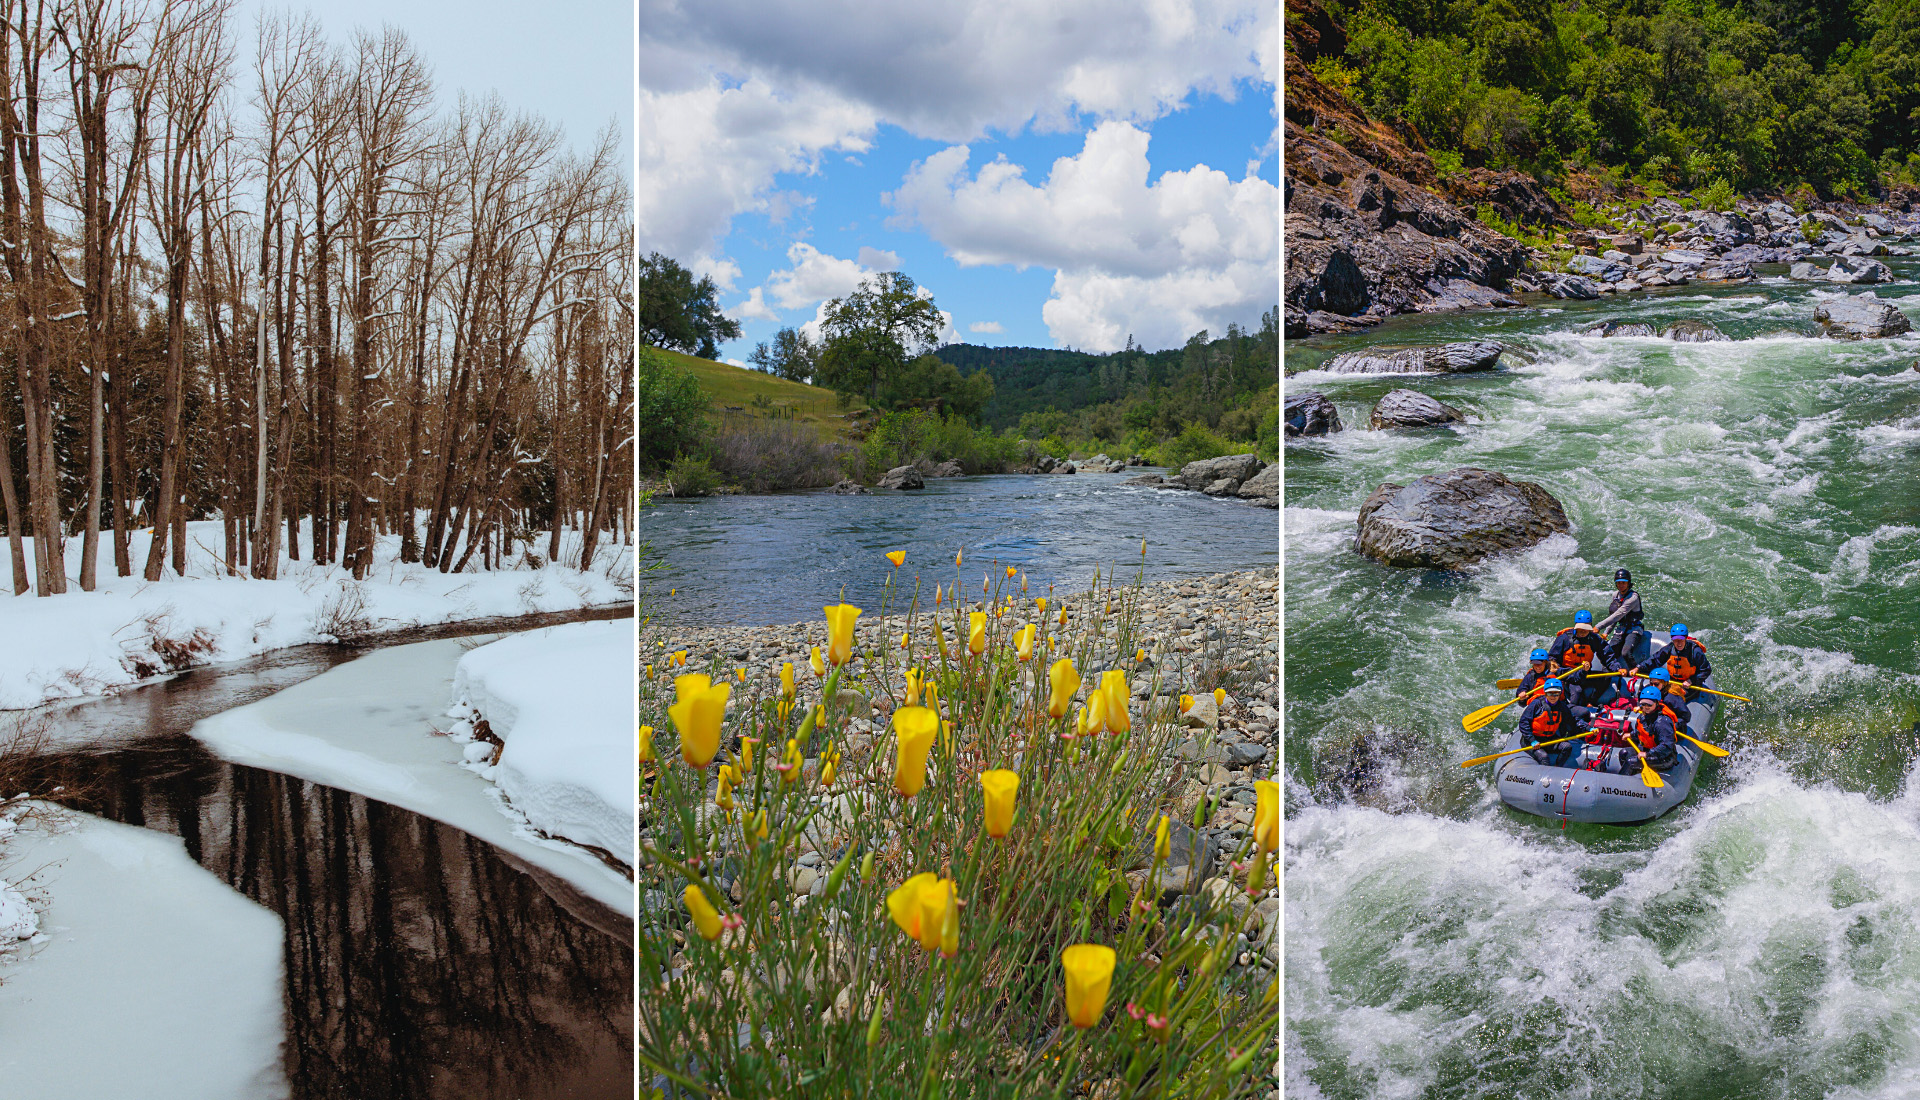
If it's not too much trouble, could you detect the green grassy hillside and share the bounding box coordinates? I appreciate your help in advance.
[645,346,863,434]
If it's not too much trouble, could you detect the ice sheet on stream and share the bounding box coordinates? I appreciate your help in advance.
[447,621,635,868]
[0,519,630,712]
[188,635,634,917]
[0,809,287,1099]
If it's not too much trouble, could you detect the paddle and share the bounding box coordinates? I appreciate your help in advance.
[1494,670,1626,690]
[1462,692,1530,733]
[1458,730,1591,768]
[1676,729,1730,757]
[1680,683,1751,703]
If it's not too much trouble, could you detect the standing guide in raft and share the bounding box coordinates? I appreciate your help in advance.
[1456,571,1749,825]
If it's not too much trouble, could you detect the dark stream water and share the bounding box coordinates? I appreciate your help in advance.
[638,471,1278,625]
[8,606,633,1100]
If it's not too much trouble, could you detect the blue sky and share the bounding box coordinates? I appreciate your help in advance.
[718,90,1276,356]
[638,1,1278,360]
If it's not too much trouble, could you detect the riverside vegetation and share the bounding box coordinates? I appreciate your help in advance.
[637,555,1279,1097]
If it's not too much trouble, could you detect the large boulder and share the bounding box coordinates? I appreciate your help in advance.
[1789,262,1823,280]
[1369,389,1466,429]
[1662,320,1730,342]
[1814,294,1913,339]
[1284,392,1343,437]
[929,460,965,478]
[1320,341,1504,375]
[1538,273,1601,299]
[1236,463,1279,506]
[1584,321,1657,338]
[876,465,925,490]
[1174,453,1264,490]
[1825,256,1892,284]
[827,479,867,495]
[1354,467,1571,568]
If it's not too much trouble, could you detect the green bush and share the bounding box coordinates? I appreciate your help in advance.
[1154,423,1254,471]
[638,350,711,473]
[1696,177,1736,212]
[664,454,723,497]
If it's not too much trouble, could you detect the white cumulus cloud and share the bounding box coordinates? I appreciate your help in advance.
[969,321,1005,334]
[886,120,1276,351]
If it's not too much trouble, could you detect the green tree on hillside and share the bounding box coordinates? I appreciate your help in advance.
[815,272,944,406]
[747,326,821,383]
[639,252,741,358]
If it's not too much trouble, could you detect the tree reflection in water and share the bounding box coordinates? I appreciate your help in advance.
[40,736,632,1100]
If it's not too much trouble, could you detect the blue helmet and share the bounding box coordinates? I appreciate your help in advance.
[1544,678,1565,691]
[1530,648,1550,661]
[1671,624,1688,638]
[1638,686,1664,701]
[1574,610,1594,624]
[1649,667,1672,682]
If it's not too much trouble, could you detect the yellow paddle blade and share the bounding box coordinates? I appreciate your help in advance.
[1457,730,1589,768]
[1494,677,1522,690]
[1639,758,1665,789]
[1461,697,1518,733]
[1677,730,1729,757]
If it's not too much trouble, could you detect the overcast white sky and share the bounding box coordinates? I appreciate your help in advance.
[235,0,631,173]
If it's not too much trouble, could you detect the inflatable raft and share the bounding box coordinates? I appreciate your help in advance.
[1492,631,1721,825]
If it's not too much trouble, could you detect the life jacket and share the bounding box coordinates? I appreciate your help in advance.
[1529,703,1567,738]
[1554,627,1601,669]
[1663,639,1706,683]
[1608,590,1644,629]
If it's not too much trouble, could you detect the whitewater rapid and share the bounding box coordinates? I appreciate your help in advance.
[1285,270,1920,1098]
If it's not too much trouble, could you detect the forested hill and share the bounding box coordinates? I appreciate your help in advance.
[1301,0,1920,197]
[933,315,1279,440]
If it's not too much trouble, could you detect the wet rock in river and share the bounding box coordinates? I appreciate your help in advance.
[1825,256,1892,284]
[1354,466,1572,569]
[826,479,867,495]
[1173,453,1264,490]
[1319,341,1504,375]
[1584,320,1658,338]
[1815,294,1914,339]
[1368,389,1465,430]
[876,465,924,490]
[1236,463,1279,507]
[1662,320,1730,342]
[1284,392,1342,436]
[928,460,965,478]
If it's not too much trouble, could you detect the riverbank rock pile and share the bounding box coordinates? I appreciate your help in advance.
[1369,389,1465,429]
[1354,467,1571,568]
[1125,454,1278,508]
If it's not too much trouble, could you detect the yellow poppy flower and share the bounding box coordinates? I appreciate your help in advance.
[1062,944,1116,1027]
[809,646,825,676]
[886,550,906,567]
[1254,779,1278,854]
[684,885,723,941]
[967,612,987,655]
[892,706,940,797]
[824,604,862,666]
[638,725,654,763]
[780,662,795,700]
[886,872,957,956]
[668,674,729,767]
[980,770,1018,838]
[1047,659,1081,719]
[1100,671,1130,734]
[1013,624,1036,661]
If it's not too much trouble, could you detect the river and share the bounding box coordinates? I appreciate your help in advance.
[638,471,1278,625]
[1283,269,1920,1098]
[4,608,633,1100]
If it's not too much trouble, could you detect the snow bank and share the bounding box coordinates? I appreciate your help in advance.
[0,519,630,711]
[191,636,633,917]
[449,621,635,868]
[0,808,287,1099]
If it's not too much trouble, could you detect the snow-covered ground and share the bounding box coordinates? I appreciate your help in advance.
[0,807,287,1099]
[448,621,635,867]
[190,635,633,917]
[0,519,631,711]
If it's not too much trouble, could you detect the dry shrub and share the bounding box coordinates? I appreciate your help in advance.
[707,416,849,492]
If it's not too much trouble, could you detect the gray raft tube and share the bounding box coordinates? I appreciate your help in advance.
[1489,630,1721,826]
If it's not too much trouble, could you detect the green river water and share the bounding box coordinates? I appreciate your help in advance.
[1283,269,1920,1099]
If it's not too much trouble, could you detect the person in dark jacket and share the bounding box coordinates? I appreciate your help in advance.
[1597,569,1646,666]
[1614,687,1679,773]
[1520,679,1588,766]
[1645,667,1692,736]
[1515,648,1553,698]
[1637,624,1712,694]
[1549,610,1617,674]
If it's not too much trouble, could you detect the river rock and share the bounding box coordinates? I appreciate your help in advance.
[929,460,965,478]
[1320,341,1504,375]
[1369,389,1465,429]
[1284,392,1342,436]
[1814,294,1914,339]
[1662,320,1730,342]
[1056,461,1078,474]
[876,465,924,490]
[1236,463,1279,506]
[1567,255,1626,282]
[1584,321,1657,338]
[826,479,867,495]
[1173,454,1264,491]
[1414,278,1520,312]
[1538,273,1601,299]
[1825,256,1892,284]
[1354,467,1572,568]
[1123,473,1168,487]
[1789,262,1823,280]
[1202,477,1241,497]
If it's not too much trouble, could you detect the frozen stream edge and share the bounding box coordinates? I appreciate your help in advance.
[189,635,634,918]
[0,809,288,1099]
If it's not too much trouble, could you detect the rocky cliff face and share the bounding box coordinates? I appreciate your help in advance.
[1284,0,1533,337]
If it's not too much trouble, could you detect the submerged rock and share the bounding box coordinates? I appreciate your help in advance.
[1283,392,1343,437]
[1663,320,1730,342]
[826,479,867,495]
[1814,294,1914,339]
[1354,467,1571,568]
[875,465,924,490]
[1369,389,1466,429]
[1320,341,1504,375]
